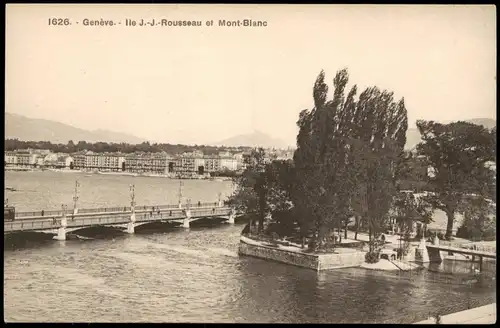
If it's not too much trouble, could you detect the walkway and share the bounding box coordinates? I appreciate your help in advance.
[414,303,496,324]
[427,244,496,259]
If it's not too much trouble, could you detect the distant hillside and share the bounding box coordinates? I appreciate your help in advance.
[405,118,496,150]
[214,131,289,149]
[5,113,148,144]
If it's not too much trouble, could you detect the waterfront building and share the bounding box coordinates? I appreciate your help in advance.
[42,153,59,168]
[36,156,45,167]
[15,151,38,167]
[4,151,18,166]
[124,152,170,174]
[194,157,206,173]
[41,153,73,169]
[57,155,74,168]
[72,153,86,169]
[233,152,245,170]
[43,153,59,164]
[220,157,238,171]
[84,152,125,171]
[103,154,126,171]
[174,156,197,174]
[85,151,104,169]
[204,156,221,173]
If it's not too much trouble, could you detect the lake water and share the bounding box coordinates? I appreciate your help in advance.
[3,171,496,323]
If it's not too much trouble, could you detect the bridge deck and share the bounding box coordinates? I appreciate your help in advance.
[5,206,233,233]
[427,244,496,258]
[12,206,224,221]
[13,202,223,219]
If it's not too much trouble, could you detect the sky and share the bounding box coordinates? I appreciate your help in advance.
[5,4,497,146]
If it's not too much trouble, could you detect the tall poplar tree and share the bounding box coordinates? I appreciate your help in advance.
[294,69,408,252]
[293,69,359,249]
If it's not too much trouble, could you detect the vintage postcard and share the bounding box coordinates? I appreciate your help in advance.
[4,4,496,324]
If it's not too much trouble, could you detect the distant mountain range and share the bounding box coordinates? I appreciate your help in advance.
[405,118,496,150]
[4,112,495,149]
[213,131,290,149]
[5,113,148,144]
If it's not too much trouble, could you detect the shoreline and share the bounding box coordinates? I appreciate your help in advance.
[238,235,424,272]
[238,235,427,272]
[5,168,235,180]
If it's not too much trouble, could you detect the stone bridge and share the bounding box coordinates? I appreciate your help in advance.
[5,204,236,240]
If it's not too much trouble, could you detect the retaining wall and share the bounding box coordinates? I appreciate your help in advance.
[238,236,366,271]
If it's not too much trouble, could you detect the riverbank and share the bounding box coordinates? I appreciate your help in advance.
[238,235,366,271]
[413,303,496,324]
[238,232,428,272]
[4,167,235,181]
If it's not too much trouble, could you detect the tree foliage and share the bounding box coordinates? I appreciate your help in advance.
[4,138,253,156]
[391,192,433,238]
[228,148,290,232]
[293,68,408,251]
[456,197,496,241]
[416,120,496,239]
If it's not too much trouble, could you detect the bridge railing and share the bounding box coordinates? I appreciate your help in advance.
[78,206,132,214]
[14,202,229,218]
[15,209,64,218]
[438,240,496,254]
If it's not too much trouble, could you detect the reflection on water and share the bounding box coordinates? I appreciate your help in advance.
[3,171,497,323]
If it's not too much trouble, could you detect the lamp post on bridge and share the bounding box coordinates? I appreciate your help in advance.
[218,192,222,207]
[178,181,183,209]
[130,184,136,210]
[128,184,136,234]
[72,180,80,217]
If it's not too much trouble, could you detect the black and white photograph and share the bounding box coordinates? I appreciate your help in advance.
[4,4,496,324]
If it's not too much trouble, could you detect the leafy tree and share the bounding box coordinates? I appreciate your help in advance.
[391,192,433,240]
[294,69,357,250]
[4,138,255,156]
[350,87,408,251]
[228,148,269,233]
[67,140,76,153]
[456,196,496,241]
[293,69,408,253]
[416,120,496,239]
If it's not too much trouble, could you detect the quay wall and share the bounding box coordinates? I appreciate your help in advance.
[238,236,366,271]
[413,303,496,324]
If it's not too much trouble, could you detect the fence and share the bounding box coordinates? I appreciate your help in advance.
[439,240,497,254]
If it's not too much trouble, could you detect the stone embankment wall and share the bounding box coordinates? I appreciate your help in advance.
[317,252,366,270]
[238,236,366,271]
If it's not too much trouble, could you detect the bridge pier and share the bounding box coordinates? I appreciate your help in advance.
[479,256,483,272]
[127,210,136,234]
[183,209,191,229]
[227,209,235,224]
[53,215,68,241]
[415,238,430,263]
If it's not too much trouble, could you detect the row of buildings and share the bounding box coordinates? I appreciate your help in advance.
[5,148,295,175]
